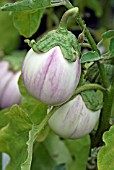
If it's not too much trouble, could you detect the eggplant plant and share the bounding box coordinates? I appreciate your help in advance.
[0,0,114,170]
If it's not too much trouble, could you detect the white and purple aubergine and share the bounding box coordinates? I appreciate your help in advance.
[22,46,81,105]
[0,61,21,109]
[48,95,100,139]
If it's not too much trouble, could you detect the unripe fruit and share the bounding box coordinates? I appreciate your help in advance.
[22,46,81,106]
[0,61,21,109]
[48,95,100,139]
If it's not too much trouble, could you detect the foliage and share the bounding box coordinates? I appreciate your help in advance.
[97,125,114,170]
[0,0,114,170]
[0,11,19,53]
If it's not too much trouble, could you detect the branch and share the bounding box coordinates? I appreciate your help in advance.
[64,0,113,148]
[64,0,110,89]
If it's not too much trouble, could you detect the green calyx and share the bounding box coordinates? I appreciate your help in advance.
[25,28,80,62]
[81,89,103,111]
[78,80,103,111]
[25,7,81,62]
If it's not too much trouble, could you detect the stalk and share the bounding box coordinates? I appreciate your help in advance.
[59,83,106,107]
[91,89,112,147]
[64,0,113,147]
[59,7,79,29]
[91,79,114,147]
[64,0,110,89]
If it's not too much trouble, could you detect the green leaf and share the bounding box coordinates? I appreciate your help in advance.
[13,9,44,38]
[0,108,9,129]
[43,133,72,165]
[7,105,32,132]
[53,163,66,170]
[65,135,90,170]
[86,63,100,82]
[98,30,114,48]
[19,73,49,147]
[31,141,55,170]
[22,98,48,125]
[81,51,100,63]
[1,0,64,12]
[86,62,114,84]
[21,125,39,170]
[109,38,114,57]
[97,125,114,170]
[3,50,26,72]
[31,132,72,170]
[0,11,19,53]
[102,30,114,41]
[0,75,49,170]
[0,104,49,170]
[103,63,114,82]
[0,105,32,170]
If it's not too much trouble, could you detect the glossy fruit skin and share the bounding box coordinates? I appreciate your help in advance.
[0,61,21,109]
[22,46,81,106]
[48,95,100,139]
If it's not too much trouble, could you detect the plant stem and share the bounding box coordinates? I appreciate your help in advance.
[64,0,112,147]
[35,106,59,136]
[64,0,110,89]
[97,61,110,88]
[51,0,66,8]
[59,7,79,29]
[46,8,54,30]
[91,79,114,147]
[91,89,112,147]
[75,84,106,95]
[80,43,92,49]
[63,84,106,105]
[76,15,100,55]
[64,0,73,9]
[64,0,99,53]
[21,106,59,170]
